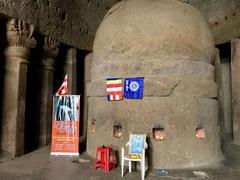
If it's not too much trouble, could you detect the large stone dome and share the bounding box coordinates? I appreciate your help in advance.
[87,0,221,169]
[93,0,215,68]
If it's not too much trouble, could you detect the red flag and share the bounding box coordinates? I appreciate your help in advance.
[56,75,68,96]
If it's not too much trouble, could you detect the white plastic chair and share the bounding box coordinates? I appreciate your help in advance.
[121,134,148,180]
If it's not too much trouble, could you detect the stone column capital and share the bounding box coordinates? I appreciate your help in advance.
[42,37,60,70]
[43,37,60,59]
[6,18,36,49]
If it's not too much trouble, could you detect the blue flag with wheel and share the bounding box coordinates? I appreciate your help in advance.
[124,77,144,99]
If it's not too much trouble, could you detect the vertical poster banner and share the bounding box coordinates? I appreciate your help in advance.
[51,95,80,156]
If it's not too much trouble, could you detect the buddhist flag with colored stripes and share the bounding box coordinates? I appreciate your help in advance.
[106,78,123,101]
[55,75,68,96]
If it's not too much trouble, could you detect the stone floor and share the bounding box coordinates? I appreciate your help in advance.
[0,146,239,180]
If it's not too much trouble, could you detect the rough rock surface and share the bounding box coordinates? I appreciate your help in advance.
[0,0,239,50]
[0,0,120,50]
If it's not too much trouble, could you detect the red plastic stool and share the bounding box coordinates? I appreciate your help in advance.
[94,146,116,172]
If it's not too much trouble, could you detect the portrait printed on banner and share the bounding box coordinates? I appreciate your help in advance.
[54,95,80,121]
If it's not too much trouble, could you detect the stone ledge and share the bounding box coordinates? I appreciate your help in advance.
[91,60,215,81]
[87,76,217,98]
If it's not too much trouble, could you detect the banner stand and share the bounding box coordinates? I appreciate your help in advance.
[50,152,79,156]
[50,95,80,156]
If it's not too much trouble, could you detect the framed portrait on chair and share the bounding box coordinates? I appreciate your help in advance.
[129,134,146,155]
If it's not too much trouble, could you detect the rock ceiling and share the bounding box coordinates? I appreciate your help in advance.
[0,0,239,50]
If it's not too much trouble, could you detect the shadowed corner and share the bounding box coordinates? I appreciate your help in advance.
[0,15,7,162]
[145,136,152,176]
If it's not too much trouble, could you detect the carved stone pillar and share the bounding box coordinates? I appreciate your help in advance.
[1,18,36,158]
[231,39,240,145]
[64,48,77,94]
[216,48,233,141]
[80,53,92,143]
[38,37,60,146]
